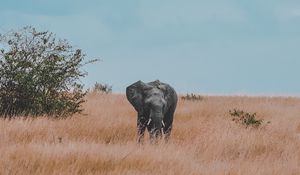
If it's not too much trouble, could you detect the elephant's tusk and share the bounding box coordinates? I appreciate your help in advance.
[162,121,165,127]
[147,119,152,126]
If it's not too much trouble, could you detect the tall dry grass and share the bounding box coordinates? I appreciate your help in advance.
[0,93,300,174]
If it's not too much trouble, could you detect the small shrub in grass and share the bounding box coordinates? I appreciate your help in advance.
[229,109,263,128]
[92,82,112,94]
[181,93,204,101]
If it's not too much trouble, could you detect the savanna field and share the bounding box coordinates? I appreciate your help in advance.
[1,93,300,175]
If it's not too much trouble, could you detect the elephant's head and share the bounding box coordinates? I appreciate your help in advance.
[126,80,168,140]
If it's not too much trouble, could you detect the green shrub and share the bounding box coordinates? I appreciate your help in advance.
[0,26,97,118]
[181,93,204,101]
[229,109,263,128]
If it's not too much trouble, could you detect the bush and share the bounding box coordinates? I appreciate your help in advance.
[229,109,263,128]
[91,82,112,94]
[181,93,204,101]
[0,26,97,118]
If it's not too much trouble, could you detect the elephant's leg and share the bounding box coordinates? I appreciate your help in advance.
[137,116,147,144]
[148,126,162,144]
[163,123,172,143]
[163,109,175,143]
[147,125,155,144]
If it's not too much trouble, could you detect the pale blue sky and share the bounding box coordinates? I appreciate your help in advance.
[1,0,300,94]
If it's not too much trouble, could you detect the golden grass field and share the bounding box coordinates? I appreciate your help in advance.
[1,93,300,174]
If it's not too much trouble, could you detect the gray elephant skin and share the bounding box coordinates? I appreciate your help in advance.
[126,80,178,143]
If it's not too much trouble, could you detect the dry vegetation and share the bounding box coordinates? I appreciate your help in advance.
[1,93,300,174]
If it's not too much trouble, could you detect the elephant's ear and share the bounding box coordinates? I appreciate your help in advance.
[126,80,147,113]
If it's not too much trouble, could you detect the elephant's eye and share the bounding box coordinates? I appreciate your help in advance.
[145,101,152,108]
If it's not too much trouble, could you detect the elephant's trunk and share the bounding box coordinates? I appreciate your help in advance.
[149,110,163,143]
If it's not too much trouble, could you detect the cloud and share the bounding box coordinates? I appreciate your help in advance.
[282,7,300,18]
[0,10,113,49]
[273,3,300,19]
[289,8,300,17]
[138,0,246,29]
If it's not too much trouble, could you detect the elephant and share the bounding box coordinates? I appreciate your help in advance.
[126,80,178,143]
